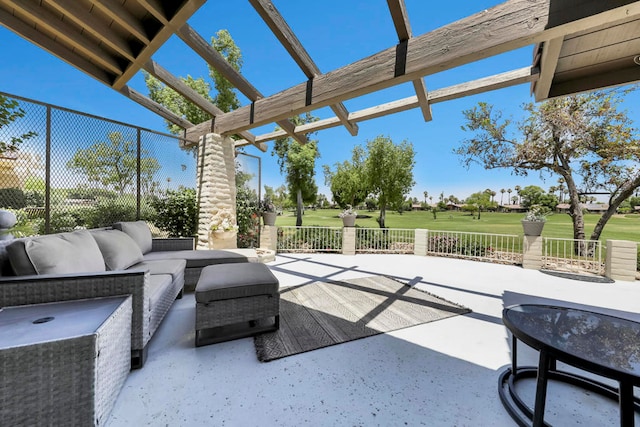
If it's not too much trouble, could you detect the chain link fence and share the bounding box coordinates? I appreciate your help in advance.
[0,92,198,237]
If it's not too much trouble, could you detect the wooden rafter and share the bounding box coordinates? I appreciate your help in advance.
[119,85,194,129]
[253,66,538,143]
[386,0,432,122]
[43,0,137,62]
[111,0,205,90]
[176,23,307,145]
[2,0,124,74]
[90,0,152,44]
[533,37,564,101]
[192,0,640,138]
[249,0,358,136]
[142,59,266,152]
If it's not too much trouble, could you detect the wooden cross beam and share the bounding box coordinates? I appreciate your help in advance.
[249,0,359,137]
[386,0,432,122]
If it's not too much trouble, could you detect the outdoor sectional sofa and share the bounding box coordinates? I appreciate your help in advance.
[0,221,258,368]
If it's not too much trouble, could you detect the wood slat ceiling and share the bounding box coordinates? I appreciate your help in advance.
[1,0,640,149]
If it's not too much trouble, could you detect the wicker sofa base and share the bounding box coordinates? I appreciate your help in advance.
[195,263,280,347]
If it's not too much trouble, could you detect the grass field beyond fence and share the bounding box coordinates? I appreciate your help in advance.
[272,209,640,244]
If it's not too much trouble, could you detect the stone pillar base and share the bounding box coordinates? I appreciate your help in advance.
[260,225,278,251]
[342,227,356,255]
[522,235,543,270]
[605,239,637,282]
[414,229,428,256]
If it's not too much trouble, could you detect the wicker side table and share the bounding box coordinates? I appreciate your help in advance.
[0,296,132,426]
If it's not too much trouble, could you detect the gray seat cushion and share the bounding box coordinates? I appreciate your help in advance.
[143,249,249,269]
[128,259,186,282]
[113,221,153,254]
[195,263,279,303]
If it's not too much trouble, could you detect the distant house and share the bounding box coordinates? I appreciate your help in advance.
[411,203,423,211]
[500,204,526,213]
[445,202,463,211]
[555,203,609,213]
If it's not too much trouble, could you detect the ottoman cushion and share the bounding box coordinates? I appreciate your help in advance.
[196,263,278,303]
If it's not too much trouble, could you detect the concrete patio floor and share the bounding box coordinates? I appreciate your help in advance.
[107,253,640,426]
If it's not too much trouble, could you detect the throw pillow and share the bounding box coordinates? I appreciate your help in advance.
[24,230,106,275]
[91,229,144,270]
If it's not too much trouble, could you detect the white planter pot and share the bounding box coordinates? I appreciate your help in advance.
[341,214,356,227]
[521,220,544,236]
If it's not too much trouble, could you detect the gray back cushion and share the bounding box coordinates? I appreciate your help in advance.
[113,221,153,254]
[9,230,106,275]
[90,229,144,270]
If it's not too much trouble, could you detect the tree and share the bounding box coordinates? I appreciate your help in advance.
[364,135,415,228]
[500,188,505,205]
[66,131,160,193]
[518,185,558,210]
[145,29,242,134]
[423,191,428,204]
[323,145,367,209]
[507,188,512,204]
[272,114,320,226]
[457,88,640,241]
[0,95,37,155]
[465,191,496,219]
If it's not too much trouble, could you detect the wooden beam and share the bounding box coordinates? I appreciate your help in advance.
[2,0,124,75]
[177,22,306,144]
[111,0,205,90]
[249,0,358,136]
[549,60,640,98]
[387,0,432,121]
[44,0,137,61]
[210,0,640,136]
[533,37,564,101]
[119,85,194,129]
[90,0,151,44]
[142,60,265,151]
[251,66,539,143]
[0,5,115,85]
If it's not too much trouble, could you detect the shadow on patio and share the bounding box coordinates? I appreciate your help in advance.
[108,253,639,426]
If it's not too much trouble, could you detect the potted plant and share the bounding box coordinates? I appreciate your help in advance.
[209,207,238,243]
[260,197,277,227]
[339,205,357,227]
[521,204,550,236]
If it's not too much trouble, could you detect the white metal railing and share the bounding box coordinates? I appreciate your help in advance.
[355,228,414,253]
[425,230,522,264]
[542,237,604,275]
[277,226,342,253]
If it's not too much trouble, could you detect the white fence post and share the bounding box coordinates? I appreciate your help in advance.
[414,229,428,256]
[605,240,637,281]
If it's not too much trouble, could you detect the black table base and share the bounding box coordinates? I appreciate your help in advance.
[499,366,640,427]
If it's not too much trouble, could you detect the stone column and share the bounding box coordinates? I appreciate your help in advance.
[196,133,237,250]
[260,225,278,251]
[342,227,356,255]
[522,235,543,270]
[605,240,637,282]
[414,229,428,256]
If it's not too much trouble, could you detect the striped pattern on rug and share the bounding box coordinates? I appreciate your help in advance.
[254,275,471,362]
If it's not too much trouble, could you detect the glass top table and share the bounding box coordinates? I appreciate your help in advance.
[499,304,640,427]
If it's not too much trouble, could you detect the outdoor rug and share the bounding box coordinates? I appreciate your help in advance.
[254,275,471,362]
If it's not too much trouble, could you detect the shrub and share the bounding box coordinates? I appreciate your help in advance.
[0,188,26,209]
[427,235,458,253]
[150,187,197,237]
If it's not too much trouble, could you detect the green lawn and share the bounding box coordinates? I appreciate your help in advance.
[273,209,640,243]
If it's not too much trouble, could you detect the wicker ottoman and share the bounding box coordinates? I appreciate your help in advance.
[195,263,280,347]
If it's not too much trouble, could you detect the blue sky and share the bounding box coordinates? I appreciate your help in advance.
[1,1,638,203]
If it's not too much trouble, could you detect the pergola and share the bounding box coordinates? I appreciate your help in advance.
[1,0,639,154]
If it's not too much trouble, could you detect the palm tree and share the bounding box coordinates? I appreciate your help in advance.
[511,195,518,204]
[514,185,521,205]
[500,188,505,205]
[507,188,512,204]
[490,190,496,203]
[423,191,428,204]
